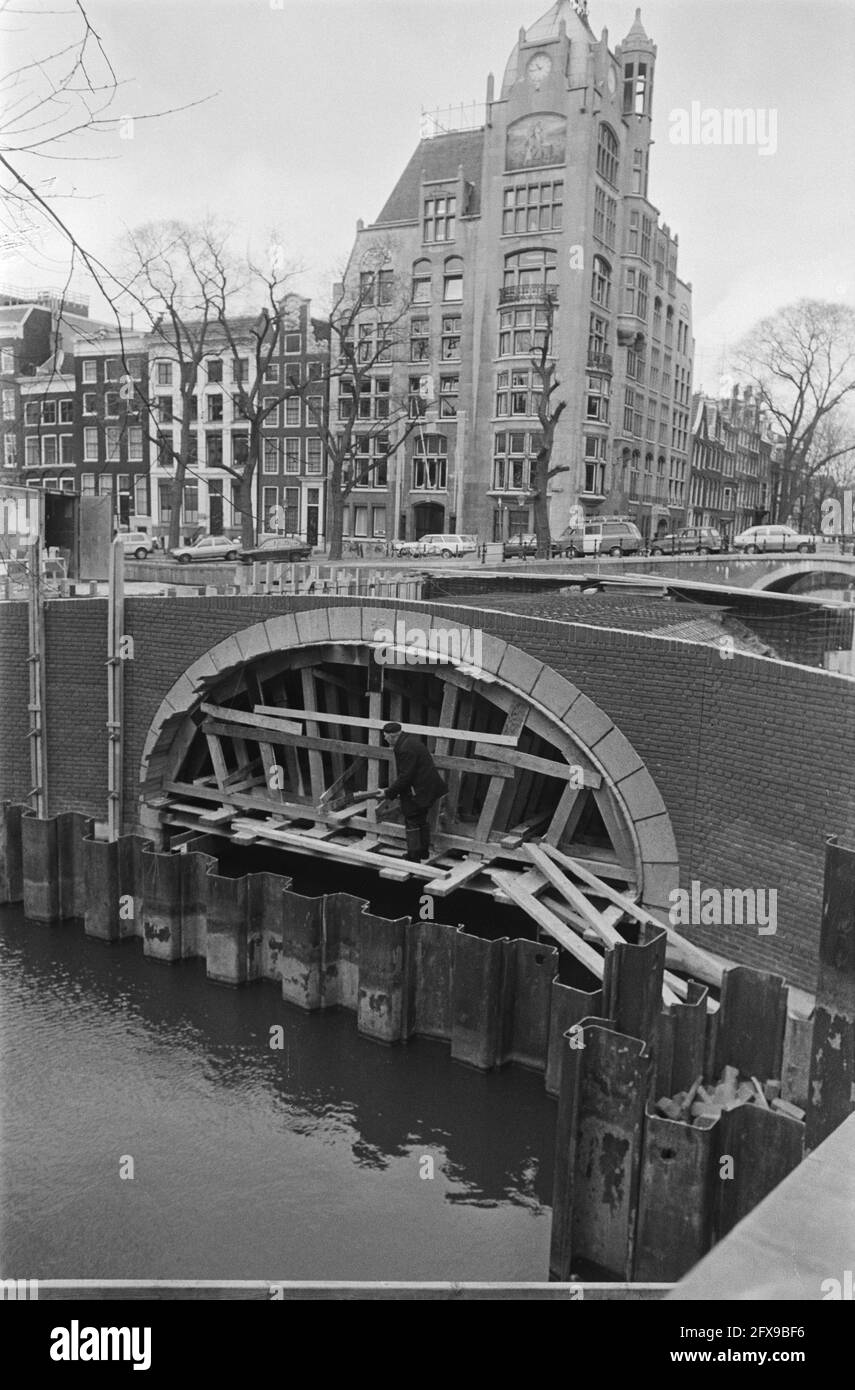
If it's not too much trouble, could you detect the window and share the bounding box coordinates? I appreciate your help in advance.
[156,396,173,425]
[588,313,609,357]
[502,180,563,234]
[264,362,279,383]
[650,347,660,391]
[232,358,248,384]
[492,430,540,491]
[183,483,199,524]
[665,305,674,346]
[499,305,552,357]
[200,432,220,468]
[82,360,97,384]
[641,216,652,262]
[495,368,540,417]
[652,297,662,339]
[81,473,95,495]
[41,436,57,466]
[156,361,172,387]
[40,400,57,425]
[263,396,280,427]
[593,187,617,249]
[623,387,642,436]
[408,375,428,418]
[423,194,456,242]
[58,399,73,424]
[285,395,300,426]
[631,149,645,195]
[284,332,301,353]
[25,401,39,425]
[207,359,223,383]
[1,347,14,373]
[2,389,14,420]
[410,317,430,362]
[623,61,648,116]
[232,432,249,467]
[412,259,431,303]
[441,315,461,360]
[106,426,121,461]
[134,475,149,516]
[354,377,390,420]
[104,359,121,382]
[502,247,557,300]
[285,439,300,473]
[443,257,463,301]
[262,486,280,526]
[359,268,393,306]
[352,435,388,488]
[596,124,619,186]
[439,375,458,418]
[104,392,119,418]
[626,210,640,256]
[3,436,16,468]
[592,256,612,309]
[305,437,323,474]
[413,434,448,490]
[207,394,223,423]
[126,356,143,381]
[623,268,649,319]
[84,427,98,462]
[25,437,39,467]
[128,427,143,462]
[372,506,386,537]
[626,348,645,382]
[353,505,369,537]
[585,374,610,423]
[263,439,279,474]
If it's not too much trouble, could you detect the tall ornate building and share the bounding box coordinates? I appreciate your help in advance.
[340,1,694,545]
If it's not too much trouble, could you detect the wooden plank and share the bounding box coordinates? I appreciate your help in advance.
[475,701,529,842]
[257,742,284,802]
[205,732,229,790]
[229,816,438,879]
[541,844,724,988]
[424,855,494,898]
[544,782,587,847]
[202,703,302,734]
[489,869,605,980]
[300,668,326,803]
[253,704,522,747]
[524,843,624,946]
[473,743,602,787]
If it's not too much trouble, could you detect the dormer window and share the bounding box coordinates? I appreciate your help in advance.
[423,194,456,243]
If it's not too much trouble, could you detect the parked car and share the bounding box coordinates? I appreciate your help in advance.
[239,535,313,564]
[503,532,538,559]
[417,533,478,558]
[650,526,724,555]
[170,535,240,563]
[116,530,155,560]
[553,519,643,557]
[732,525,816,554]
[391,539,424,557]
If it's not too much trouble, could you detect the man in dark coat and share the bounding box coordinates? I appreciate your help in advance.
[377,721,447,862]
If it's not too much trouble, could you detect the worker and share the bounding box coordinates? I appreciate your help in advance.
[376,721,447,862]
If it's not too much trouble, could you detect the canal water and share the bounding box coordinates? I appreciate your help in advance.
[0,905,555,1281]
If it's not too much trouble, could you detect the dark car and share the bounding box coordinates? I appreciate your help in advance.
[239,535,313,564]
[503,532,538,559]
[650,526,724,555]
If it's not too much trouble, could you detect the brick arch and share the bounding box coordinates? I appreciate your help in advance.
[138,605,679,912]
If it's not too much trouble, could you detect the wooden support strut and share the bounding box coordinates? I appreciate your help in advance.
[252,705,522,747]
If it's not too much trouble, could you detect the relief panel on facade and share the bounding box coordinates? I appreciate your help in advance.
[506,113,566,171]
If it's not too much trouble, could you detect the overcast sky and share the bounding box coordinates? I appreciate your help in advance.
[4,0,854,390]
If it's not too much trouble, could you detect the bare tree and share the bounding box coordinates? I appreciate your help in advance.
[529,295,568,557]
[734,300,855,524]
[289,262,421,560]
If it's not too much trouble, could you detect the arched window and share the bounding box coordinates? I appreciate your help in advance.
[653,296,662,339]
[592,255,612,309]
[665,304,674,345]
[413,434,448,490]
[501,248,557,299]
[596,124,619,186]
[411,258,431,305]
[443,256,463,302]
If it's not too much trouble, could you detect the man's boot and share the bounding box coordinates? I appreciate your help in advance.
[406,827,422,862]
[419,822,431,861]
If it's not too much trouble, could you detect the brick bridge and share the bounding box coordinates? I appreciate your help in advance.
[1,588,854,992]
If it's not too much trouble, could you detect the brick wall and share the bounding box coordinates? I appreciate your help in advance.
[3,591,853,990]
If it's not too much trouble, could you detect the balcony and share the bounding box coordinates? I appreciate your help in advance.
[587,351,613,374]
[498,285,558,307]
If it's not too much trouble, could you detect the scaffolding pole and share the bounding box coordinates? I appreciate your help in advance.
[106,537,125,841]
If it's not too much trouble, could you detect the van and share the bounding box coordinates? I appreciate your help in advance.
[555,519,643,557]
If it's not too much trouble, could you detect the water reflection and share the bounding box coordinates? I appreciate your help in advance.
[1,908,555,1280]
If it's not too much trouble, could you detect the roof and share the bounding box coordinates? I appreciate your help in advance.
[374,129,484,225]
[501,0,594,97]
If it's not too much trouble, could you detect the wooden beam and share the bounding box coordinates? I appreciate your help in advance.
[475,702,529,842]
[202,703,302,734]
[229,815,438,879]
[540,844,724,987]
[300,669,326,803]
[543,782,586,847]
[253,704,522,747]
[205,732,229,790]
[489,870,605,980]
[474,743,602,787]
[523,843,624,946]
[424,855,495,898]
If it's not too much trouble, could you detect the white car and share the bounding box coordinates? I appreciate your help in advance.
[116,530,155,560]
[170,534,240,563]
[732,525,816,554]
[418,533,478,558]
